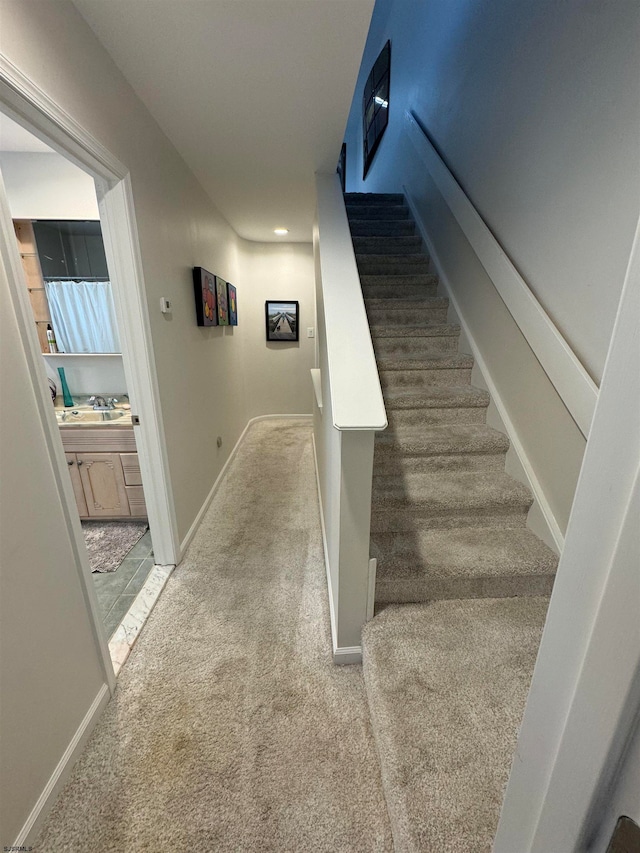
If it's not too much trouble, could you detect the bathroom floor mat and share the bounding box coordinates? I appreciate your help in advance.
[82,521,149,573]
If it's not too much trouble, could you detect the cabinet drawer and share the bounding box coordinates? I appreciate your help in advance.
[125,486,147,517]
[61,428,138,453]
[120,452,142,486]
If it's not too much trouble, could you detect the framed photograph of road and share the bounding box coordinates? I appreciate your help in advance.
[265,300,299,342]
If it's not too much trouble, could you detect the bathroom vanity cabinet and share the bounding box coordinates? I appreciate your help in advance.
[61,427,147,520]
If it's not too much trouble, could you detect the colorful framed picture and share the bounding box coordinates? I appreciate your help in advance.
[227,283,238,325]
[192,267,217,326]
[265,300,299,342]
[216,276,229,325]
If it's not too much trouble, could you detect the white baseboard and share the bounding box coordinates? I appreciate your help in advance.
[404,188,564,553]
[311,434,363,665]
[179,413,312,556]
[332,646,363,665]
[367,557,377,622]
[16,683,110,847]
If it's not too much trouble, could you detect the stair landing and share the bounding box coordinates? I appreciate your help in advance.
[363,597,548,853]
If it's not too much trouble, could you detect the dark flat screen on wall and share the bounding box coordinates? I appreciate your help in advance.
[362,40,391,179]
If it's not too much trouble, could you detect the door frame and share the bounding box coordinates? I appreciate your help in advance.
[0,56,180,687]
[494,214,640,851]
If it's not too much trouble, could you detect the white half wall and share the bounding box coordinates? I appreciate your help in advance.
[0,150,99,218]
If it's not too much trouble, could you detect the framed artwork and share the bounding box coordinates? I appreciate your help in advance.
[362,40,391,179]
[192,267,217,326]
[227,283,238,325]
[216,276,229,325]
[265,300,299,342]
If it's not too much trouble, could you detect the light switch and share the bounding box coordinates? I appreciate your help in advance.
[160,297,172,314]
[307,327,315,338]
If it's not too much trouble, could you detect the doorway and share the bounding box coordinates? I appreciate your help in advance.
[0,77,179,677]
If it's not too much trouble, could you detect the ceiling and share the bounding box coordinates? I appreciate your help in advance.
[72,0,374,242]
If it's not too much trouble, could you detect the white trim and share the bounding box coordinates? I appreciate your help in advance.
[366,558,377,622]
[311,433,338,653]
[14,684,110,847]
[42,352,123,359]
[180,414,312,555]
[0,172,116,693]
[109,564,174,677]
[311,433,363,665]
[97,176,179,566]
[404,187,564,552]
[332,646,363,665]
[0,56,126,180]
[405,111,598,439]
[311,368,323,411]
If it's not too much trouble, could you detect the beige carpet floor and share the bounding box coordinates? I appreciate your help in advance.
[363,598,548,852]
[35,419,393,853]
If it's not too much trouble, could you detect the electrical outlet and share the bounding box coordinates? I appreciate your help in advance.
[307,327,315,338]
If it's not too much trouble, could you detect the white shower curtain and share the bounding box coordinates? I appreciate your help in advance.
[45,281,121,353]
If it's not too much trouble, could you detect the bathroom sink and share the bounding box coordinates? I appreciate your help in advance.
[56,408,129,424]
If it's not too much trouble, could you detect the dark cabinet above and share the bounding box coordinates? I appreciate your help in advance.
[33,220,108,280]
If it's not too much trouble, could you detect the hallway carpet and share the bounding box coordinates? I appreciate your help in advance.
[35,419,393,853]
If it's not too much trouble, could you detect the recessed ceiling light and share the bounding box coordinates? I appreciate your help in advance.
[274,228,289,235]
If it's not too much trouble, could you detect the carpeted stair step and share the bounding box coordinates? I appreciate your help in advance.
[346,204,410,220]
[370,470,533,532]
[344,192,405,205]
[357,254,431,275]
[377,352,474,368]
[366,298,449,326]
[363,281,439,301]
[353,236,423,255]
[361,273,437,289]
[362,596,549,852]
[374,424,509,473]
[349,219,416,236]
[372,326,460,356]
[371,527,558,603]
[383,386,490,427]
[378,353,474,391]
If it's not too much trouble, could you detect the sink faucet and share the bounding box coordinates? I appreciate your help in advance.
[88,395,109,409]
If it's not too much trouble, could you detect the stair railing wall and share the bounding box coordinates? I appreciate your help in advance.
[312,172,387,663]
[404,111,598,438]
[377,111,594,546]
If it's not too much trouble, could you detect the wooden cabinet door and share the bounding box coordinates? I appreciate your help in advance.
[65,453,88,518]
[77,452,130,518]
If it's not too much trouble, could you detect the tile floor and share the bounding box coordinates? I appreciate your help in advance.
[92,530,155,640]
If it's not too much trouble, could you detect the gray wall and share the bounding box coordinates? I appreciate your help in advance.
[345,0,639,385]
[343,0,639,535]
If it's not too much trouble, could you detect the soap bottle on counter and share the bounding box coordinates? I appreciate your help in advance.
[46,324,58,353]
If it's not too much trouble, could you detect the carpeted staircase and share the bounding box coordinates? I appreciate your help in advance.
[345,192,559,852]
